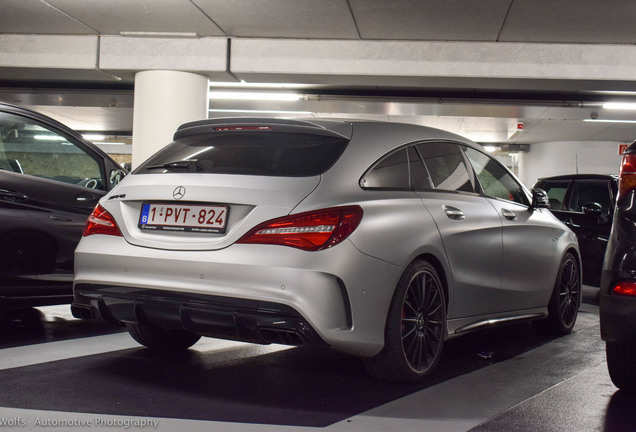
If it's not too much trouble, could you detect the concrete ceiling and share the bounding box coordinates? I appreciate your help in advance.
[2,0,636,145]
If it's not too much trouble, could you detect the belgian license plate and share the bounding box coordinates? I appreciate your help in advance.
[139,203,228,233]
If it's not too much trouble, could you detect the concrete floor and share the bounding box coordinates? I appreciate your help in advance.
[0,287,632,432]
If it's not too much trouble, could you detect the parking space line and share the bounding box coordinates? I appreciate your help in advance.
[0,333,139,371]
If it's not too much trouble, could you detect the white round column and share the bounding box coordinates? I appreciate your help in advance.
[132,70,209,168]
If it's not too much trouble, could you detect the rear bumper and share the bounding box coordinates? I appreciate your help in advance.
[600,291,636,346]
[73,236,404,356]
[72,284,326,346]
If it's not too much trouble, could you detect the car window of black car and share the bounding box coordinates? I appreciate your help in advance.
[462,146,529,206]
[536,180,570,210]
[415,142,475,193]
[0,112,105,190]
[567,180,612,213]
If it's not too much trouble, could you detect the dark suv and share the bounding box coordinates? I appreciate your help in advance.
[534,174,617,286]
[601,142,636,391]
[0,102,126,309]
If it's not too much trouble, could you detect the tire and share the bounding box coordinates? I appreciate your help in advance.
[534,252,580,335]
[126,323,201,351]
[606,341,636,392]
[364,259,446,383]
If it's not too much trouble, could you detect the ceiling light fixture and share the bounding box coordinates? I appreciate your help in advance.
[603,102,636,110]
[209,109,312,115]
[119,31,198,38]
[589,91,636,96]
[209,91,302,101]
[34,135,65,141]
[584,119,636,124]
[83,134,106,141]
[209,81,315,89]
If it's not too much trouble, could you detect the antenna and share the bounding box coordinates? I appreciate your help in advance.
[575,153,579,174]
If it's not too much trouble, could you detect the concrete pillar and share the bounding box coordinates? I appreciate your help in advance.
[132,70,208,168]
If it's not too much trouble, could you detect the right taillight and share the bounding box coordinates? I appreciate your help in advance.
[613,281,636,296]
[619,153,636,198]
[83,204,122,237]
[237,206,363,251]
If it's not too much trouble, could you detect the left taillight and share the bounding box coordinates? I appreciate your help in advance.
[83,204,122,237]
[237,206,363,251]
[613,281,636,296]
[619,152,636,198]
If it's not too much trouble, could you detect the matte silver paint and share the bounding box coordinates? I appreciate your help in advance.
[74,118,579,357]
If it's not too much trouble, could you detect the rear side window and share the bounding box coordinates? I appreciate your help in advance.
[360,148,410,189]
[416,142,474,193]
[360,146,432,190]
[136,132,349,177]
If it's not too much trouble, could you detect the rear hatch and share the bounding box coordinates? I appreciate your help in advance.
[102,118,352,251]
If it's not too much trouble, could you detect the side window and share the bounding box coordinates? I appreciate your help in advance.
[416,142,474,193]
[567,180,611,213]
[360,148,410,190]
[538,180,570,210]
[463,146,528,206]
[0,112,104,190]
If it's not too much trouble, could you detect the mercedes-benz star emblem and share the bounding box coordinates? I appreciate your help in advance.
[173,186,186,200]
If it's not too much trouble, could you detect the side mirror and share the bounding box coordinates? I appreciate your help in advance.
[529,188,550,212]
[582,202,610,224]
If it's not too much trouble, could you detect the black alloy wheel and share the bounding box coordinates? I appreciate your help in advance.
[557,254,580,329]
[535,252,580,335]
[365,259,446,383]
[401,266,445,373]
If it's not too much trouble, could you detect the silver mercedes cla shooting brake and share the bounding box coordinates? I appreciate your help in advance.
[72,118,581,383]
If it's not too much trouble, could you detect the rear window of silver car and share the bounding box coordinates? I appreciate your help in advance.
[136,132,349,177]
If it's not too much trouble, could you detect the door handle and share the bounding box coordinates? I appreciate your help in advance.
[75,191,101,202]
[502,209,517,220]
[50,215,73,222]
[443,205,465,220]
[0,188,28,201]
[564,218,580,228]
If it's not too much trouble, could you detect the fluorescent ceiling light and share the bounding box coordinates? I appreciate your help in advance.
[584,119,636,124]
[83,134,106,141]
[34,134,65,141]
[209,109,312,115]
[483,145,498,153]
[589,91,636,96]
[120,31,198,38]
[209,81,315,89]
[209,91,301,101]
[603,102,636,110]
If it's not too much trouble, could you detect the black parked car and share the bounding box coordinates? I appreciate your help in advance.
[534,174,617,286]
[601,141,636,391]
[0,102,126,309]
